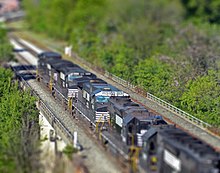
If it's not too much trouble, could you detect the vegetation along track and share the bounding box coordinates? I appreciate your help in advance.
[9,32,220,151]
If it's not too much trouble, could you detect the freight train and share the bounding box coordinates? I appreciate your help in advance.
[37,51,220,173]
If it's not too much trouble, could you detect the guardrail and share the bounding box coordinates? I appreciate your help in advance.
[104,71,136,89]
[72,54,212,130]
[13,66,74,144]
[106,70,211,129]
[38,98,73,142]
[146,93,211,128]
[105,70,211,129]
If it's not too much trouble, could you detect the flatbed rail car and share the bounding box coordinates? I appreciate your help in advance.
[37,51,220,173]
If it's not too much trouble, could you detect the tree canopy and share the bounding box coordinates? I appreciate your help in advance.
[0,27,40,172]
[0,67,41,173]
[181,0,220,23]
[0,28,13,62]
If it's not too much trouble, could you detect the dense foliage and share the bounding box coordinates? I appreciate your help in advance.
[22,0,220,126]
[0,67,40,173]
[0,27,13,62]
[181,0,220,23]
[0,28,40,173]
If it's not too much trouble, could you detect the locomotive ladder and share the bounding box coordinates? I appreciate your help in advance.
[68,97,73,111]
[96,114,111,139]
[49,71,53,92]
[129,134,141,173]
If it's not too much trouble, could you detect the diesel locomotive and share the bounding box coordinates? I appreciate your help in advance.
[37,51,220,173]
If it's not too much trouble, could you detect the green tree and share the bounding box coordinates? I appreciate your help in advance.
[134,57,174,99]
[0,68,41,173]
[180,70,220,125]
[181,0,220,23]
[0,29,13,62]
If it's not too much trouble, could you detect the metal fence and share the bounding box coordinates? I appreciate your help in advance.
[107,71,212,129]
[105,70,211,129]
[146,93,211,128]
[38,98,73,142]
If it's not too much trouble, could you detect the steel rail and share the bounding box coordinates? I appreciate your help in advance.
[11,64,74,144]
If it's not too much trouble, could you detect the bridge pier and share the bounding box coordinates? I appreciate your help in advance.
[39,112,67,172]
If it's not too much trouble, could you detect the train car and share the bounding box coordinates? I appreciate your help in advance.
[139,126,220,173]
[108,96,167,147]
[76,79,129,126]
[37,56,59,80]
[38,57,77,86]
[53,65,96,99]
[36,52,220,173]
[38,51,62,60]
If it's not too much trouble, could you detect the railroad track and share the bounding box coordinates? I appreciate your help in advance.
[10,57,74,145]
[8,34,220,173]
[10,34,220,150]
[10,39,74,144]
[10,38,125,173]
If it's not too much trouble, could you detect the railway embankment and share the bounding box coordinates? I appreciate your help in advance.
[10,39,124,173]
[9,30,220,150]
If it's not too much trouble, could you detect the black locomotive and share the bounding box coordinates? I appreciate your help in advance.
[37,51,220,173]
[139,125,220,173]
